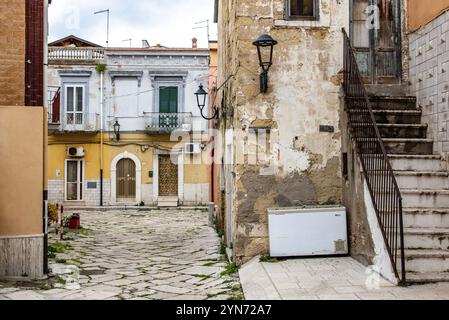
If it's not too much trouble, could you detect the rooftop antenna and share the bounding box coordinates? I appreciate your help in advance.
[123,38,132,48]
[193,19,210,44]
[94,9,110,48]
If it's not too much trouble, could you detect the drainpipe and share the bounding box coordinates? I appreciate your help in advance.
[100,70,104,206]
[43,0,49,275]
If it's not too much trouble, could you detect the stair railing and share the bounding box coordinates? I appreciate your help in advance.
[342,29,406,285]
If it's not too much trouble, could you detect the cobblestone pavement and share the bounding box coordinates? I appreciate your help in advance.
[240,257,449,300]
[0,209,243,301]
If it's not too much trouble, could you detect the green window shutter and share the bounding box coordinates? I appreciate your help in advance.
[169,87,178,113]
[159,86,178,113]
[159,87,169,113]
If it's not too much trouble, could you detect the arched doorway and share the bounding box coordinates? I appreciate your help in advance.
[116,158,136,201]
[110,152,142,204]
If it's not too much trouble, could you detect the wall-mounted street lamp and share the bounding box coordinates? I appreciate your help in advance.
[253,34,278,93]
[113,120,121,141]
[195,84,219,120]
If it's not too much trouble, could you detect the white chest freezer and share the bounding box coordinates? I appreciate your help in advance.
[268,206,348,257]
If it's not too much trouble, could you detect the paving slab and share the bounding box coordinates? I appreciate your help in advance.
[5,291,46,300]
[0,209,243,301]
[240,256,449,300]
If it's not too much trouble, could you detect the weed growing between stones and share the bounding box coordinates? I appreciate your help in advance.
[260,255,279,263]
[221,263,238,276]
[48,241,71,254]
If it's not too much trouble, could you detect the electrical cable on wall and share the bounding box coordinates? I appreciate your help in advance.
[48,141,182,152]
[103,74,216,100]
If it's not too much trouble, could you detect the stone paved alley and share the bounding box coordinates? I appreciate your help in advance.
[0,209,243,300]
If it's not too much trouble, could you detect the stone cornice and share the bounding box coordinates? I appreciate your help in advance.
[109,71,144,87]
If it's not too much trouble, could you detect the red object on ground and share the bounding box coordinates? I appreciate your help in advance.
[68,215,81,229]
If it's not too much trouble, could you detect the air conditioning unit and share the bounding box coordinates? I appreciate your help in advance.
[185,143,201,155]
[67,146,85,158]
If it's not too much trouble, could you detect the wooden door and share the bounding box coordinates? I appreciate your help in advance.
[158,155,178,196]
[351,0,402,83]
[117,159,136,200]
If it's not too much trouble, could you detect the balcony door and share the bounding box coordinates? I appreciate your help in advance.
[351,0,402,84]
[65,85,84,130]
[159,86,179,129]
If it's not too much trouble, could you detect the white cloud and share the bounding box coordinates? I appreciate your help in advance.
[49,0,217,48]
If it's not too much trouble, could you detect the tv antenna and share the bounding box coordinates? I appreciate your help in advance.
[123,38,132,48]
[193,19,210,43]
[94,9,110,48]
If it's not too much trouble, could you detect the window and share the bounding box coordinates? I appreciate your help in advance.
[352,0,370,48]
[66,85,84,126]
[159,86,179,113]
[159,86,179,128]
[288,0,319,20]
[66,159,84,201]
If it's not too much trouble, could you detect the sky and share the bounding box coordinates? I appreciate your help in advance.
[48,0,218,48]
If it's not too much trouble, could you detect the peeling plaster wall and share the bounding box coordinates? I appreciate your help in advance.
[218,0,349,264]
[342,129,376,266]
[342,125,397,284]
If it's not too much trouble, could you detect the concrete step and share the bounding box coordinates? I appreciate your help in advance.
[349,109,422,125]
[389,155,447,172]
[366,84,413,97]
[369,96,417,111]
[354,123,427,139]
[395,171,449,190]
[378,124,427,139]
[382,138,434,155]
[404,208,449,229]
[402,190,449,208]
[157,196,179,207]
[374,110,422,125]
[404,249,449,274]
[404,228,449,250]
[406,272,449,284]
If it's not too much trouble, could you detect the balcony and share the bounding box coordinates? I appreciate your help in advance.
[49,113,100,133]
[144,112,193,134]
[48,47,105,64]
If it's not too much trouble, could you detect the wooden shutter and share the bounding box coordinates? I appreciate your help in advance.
[159,87,178,113]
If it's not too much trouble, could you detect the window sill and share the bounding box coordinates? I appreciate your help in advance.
[274,18,330,29]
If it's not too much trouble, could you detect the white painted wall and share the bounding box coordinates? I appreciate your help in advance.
[364,181,399,285]
[104,51,210,133]
[48,49,210,134]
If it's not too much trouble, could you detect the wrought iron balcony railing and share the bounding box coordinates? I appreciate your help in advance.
[48,47,105,62]
[144,112,193,133]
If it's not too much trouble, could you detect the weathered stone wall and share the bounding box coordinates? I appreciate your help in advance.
[0,0,25,106]
[217,0,349,264]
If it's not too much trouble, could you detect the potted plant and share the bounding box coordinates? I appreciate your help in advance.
[47,203,59,226]
[68,213,81,229]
